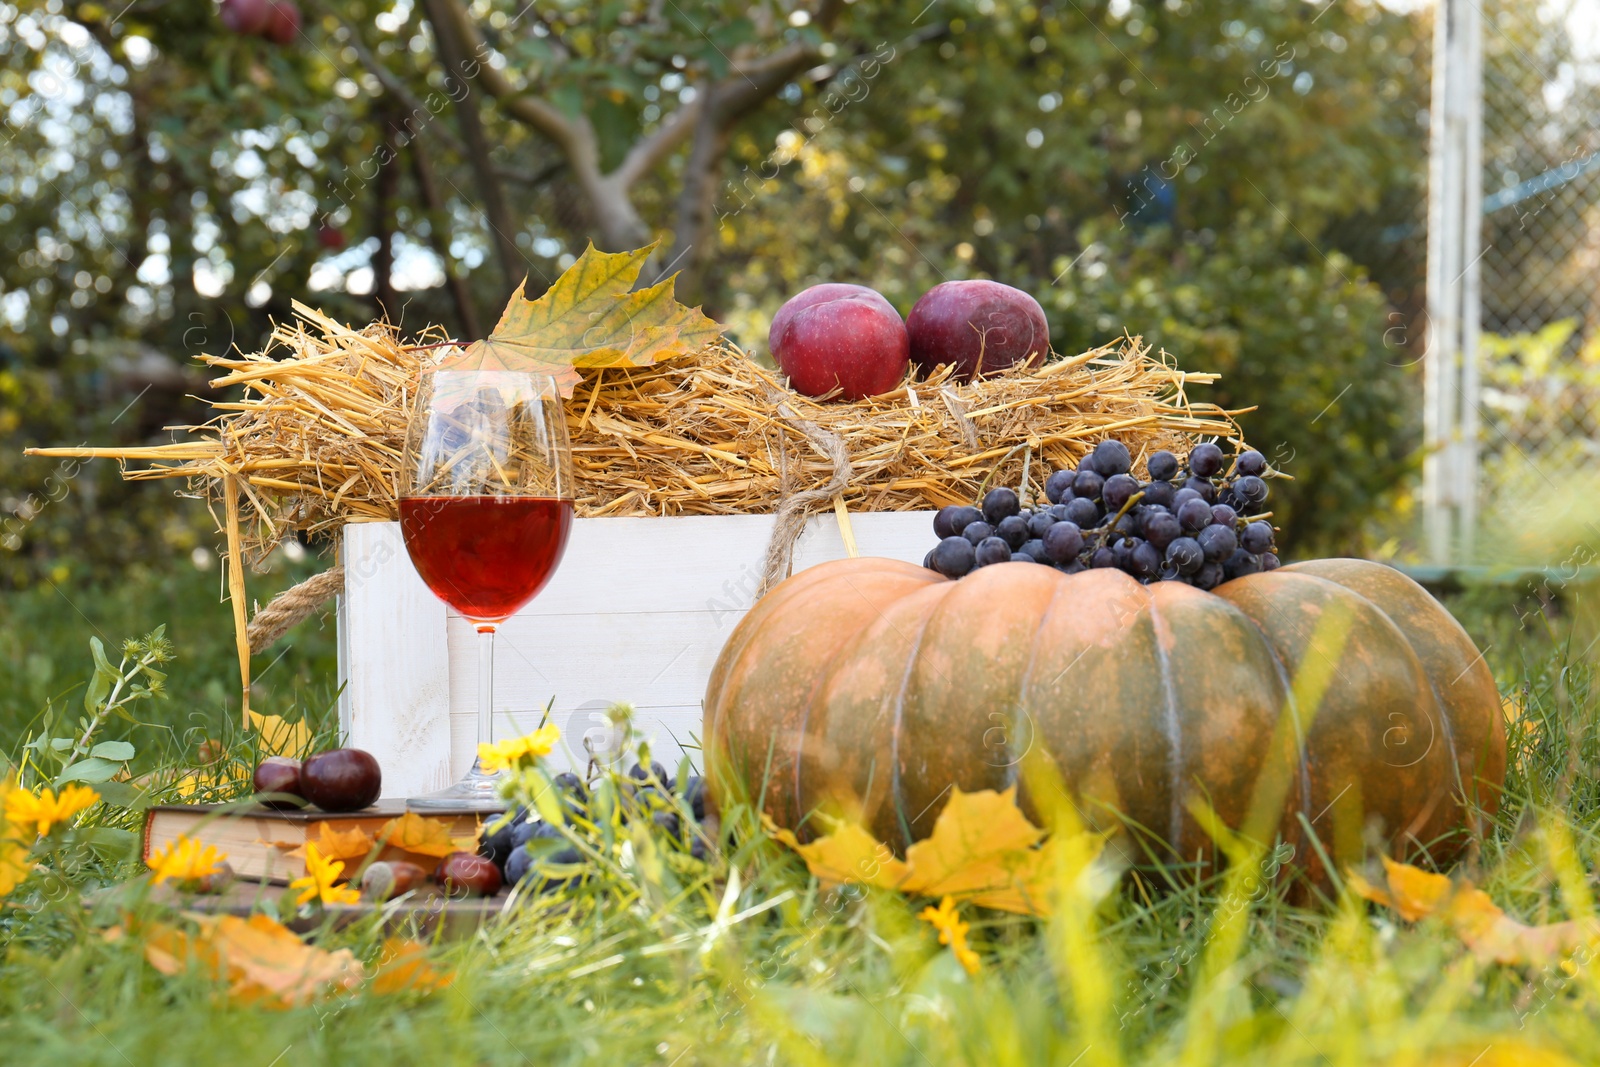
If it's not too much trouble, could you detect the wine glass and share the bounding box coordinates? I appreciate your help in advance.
[398,366,574,811]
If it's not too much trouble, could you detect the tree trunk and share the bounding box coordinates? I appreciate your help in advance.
[420,0,524,294]
[659,90,732,302]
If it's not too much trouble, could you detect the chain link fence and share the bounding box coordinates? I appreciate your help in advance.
[1442,0,1600,564]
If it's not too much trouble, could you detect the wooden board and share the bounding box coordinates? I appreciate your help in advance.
[339,511,935,797]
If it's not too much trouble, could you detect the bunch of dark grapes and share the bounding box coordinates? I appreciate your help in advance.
[478,763,712,894]
[923,439,1280,590]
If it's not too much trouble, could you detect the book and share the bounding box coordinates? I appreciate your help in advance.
[141,800,485,884]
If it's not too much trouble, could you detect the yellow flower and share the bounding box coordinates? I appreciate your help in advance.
[477,724,562,774]
[148,835,228,886]
[0,836,31,897]
[4,783,100,837]
[919,895,981,976]
[289,842,361,907]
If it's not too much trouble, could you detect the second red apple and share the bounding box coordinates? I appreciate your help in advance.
[769,283,908,402]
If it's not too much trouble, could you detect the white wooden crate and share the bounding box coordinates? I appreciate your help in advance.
[337,511,934,798]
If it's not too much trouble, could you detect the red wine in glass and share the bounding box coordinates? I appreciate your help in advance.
[398,366,574,811]
[400,496,574,622]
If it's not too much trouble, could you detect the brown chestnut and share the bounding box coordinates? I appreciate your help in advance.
[253,756,305,809]
[437,851,502,897]
[300,748,382,812]
[360,860,429,902]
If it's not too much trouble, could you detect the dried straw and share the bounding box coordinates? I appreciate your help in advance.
[27,302,1246,721]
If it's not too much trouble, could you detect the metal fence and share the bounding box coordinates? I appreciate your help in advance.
[1426,0,1600,566]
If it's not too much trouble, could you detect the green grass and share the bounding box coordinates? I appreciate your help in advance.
[1,567,1598,1066]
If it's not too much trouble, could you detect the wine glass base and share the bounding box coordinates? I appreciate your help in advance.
[407,764,508,812]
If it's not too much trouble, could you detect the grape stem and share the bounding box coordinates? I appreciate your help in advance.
[1099,489,1146,534]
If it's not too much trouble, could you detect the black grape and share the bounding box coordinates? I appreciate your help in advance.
[1197,524,1237,563]
[505,844,535,885]
[1241,521,1274,554]
[1261,552,1281,571]
[690,835,711,862]
[1142,479,1176,509]
[935,504,982,538]
[1072,469,1105,500]
[1130,541,1162,579]
[1143,510,1182,551]
[479,806,529,868]
[1102,474,1139,511]
[932,536,976,577]
[681,775,707,820]
[1215,487,1241,510]
[963,520,995,545]
[1077,454,1102,475]
[1111,537,1139,570]
[629,761,671,789]
[1048,503,1072,521]
[1064,498,1100,527]
[1058,560,1086,575]
[1235,475,1269,506]
[1172,486,1202,509]
[1109,511,1139,540]
[996,514,1030,549]
[1194,562,1225,590]
[652,811,682,839]
[1236,450,1267,477]
[1092,439,1132,476]
[1045,469,1075,504]
[1147,450,1179,482]
[1177,498,1212,532]
[1091,547,1118,568]
[1043,521,1084,563]
[1183,476,1217,503]
[982,487,1021,525]
[923,548,936,570]
[1029,510,1057,539]
[1166,537,1204,575]
[1189,442,1224,478]
[512,819,561,848]
[1019,539,1049,563]
[1224,548,1262,580]
[1210,504,1238,528]
[975,536,1012,566]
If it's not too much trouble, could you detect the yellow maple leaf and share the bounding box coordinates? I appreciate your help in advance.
[765,788,1107,917]
[379,812,459,858]
[248,711,312,758]
[435,242,723,398]
[140,914,362,1008]
[1351,857,1600,966]
[370,937,453,995]
[287,822,377,865]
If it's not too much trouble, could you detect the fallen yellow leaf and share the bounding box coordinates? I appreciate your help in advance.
[370,938,453,995]
[142,913,361,1007]
[766,787,1106,917]
[248,711,312,759]
[287,822,378,865]
[1351,856,1600,966]
[379,812,459,858]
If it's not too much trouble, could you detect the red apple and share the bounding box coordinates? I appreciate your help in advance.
[219,0,271,35]
[768,283,908,401]
[906,279,1050,381]
[262,0,301,44]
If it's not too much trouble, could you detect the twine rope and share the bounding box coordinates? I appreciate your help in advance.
[757,395,855,597]
[247,565,345,653]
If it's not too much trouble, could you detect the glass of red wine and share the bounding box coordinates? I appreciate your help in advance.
[398,365,574,811]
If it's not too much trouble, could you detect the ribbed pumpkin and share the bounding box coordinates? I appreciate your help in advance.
[703,557,1505,879]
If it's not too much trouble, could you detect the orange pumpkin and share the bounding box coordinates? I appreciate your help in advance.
[703,557,1504,879]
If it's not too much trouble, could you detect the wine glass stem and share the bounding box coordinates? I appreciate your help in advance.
[477,625,496,754]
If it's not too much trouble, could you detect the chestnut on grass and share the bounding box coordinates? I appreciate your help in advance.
[438,852,502,897]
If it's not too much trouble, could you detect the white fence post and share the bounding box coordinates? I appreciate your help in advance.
[1424,0,1483,565]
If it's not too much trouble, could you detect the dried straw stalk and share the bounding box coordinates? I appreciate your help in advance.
[28,302,1247,721]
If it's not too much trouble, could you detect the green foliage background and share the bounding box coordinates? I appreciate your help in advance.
[0,0,1433,593]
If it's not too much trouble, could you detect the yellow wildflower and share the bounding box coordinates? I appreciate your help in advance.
[0,836,30,897]
[919,895,981,976]
[477,724,562,774]
[148,835,228,886]
[4,783,100,837]
[289,842,361,907]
